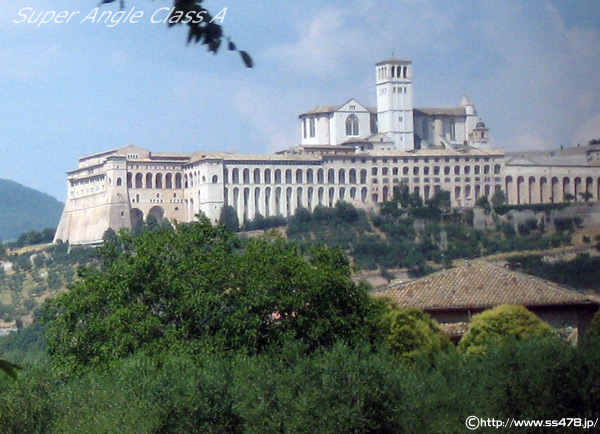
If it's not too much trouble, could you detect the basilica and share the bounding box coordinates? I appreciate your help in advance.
[54,58,600,244]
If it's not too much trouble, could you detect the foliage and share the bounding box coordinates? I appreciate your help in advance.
[491,189,506,207]
[459,305,554,354]
[376,302,450,360]
[219,205,240,232]
[44,218,377,372]
[508,253,600,291]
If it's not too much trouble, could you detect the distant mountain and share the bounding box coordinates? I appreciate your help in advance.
[0,179,64,241]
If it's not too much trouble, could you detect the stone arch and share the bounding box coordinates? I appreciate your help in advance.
[563,177,572,200]
[243,187,250,223]
[361,187,368,202]
[116,177,123,186]
[505,176,514,204]
[155,173,162,189]
[338,169,346,184]
[285,169,293,184]
[328,169,335,184]
[586,177,594,199]
[296,169,303,184]
[296,186,303,209]
[286,187,292,217]
[307,187,314,210]
[254,187,261,218]
[243,169,250,184]
[517,176,525,204]
[264,169,272,184]
[360,169,367,184]
[148,205,165,223]
[232,168,240,184]
[383,185,389,201]
[317,169,325,184]
[265,187,272,216]
[551,177,560,202]
[212,175,218,184]
[254,168,261,184]
[233,187,240,215]
[135,173,143,188]
[184,174,189,189]
[165,173,172,189]
[275,169,282,184]
[574,177,583,198]
[175,173,182,189]
[528,176,536,204]
[349,169,357,184]
[307,169,314,184]
[127,173,133,188]
[328,187,335,207]
[318,187,324,205]
[540,177,549,203]
[275,187,282,215]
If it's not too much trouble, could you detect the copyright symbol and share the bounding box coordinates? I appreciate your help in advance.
[466,416,480,430]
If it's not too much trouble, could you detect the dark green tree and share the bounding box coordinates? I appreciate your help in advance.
[219,205,240,232]
[44,218,377,372]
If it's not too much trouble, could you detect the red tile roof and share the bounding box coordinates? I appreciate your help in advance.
[377,262,600,311]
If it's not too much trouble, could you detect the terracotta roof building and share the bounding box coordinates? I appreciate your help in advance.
[377,262,600,342]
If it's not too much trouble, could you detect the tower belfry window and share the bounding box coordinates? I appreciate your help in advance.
[346,114,359,136]
[309,118,316,137]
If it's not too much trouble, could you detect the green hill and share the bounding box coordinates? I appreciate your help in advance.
[0,179,63,241]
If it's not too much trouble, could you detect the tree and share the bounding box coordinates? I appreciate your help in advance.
[580,191,593,202]
[219,205,239,232]
[101,0,253,67]
[459,304,554,354]
[491,190,506,208]
[375,299,449,360]
[43,218,377,372]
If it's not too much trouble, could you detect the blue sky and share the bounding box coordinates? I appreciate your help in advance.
[1,0,599,201]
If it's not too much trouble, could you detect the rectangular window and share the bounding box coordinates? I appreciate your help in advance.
[450,120,456,141]
[310,118,316,137]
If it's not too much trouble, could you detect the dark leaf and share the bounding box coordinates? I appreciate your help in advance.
[239,51,254,68]
[0,359,21,379]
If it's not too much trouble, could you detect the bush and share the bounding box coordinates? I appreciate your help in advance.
[459,305,554,354]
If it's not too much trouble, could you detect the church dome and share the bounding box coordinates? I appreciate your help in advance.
[476,121,486,128]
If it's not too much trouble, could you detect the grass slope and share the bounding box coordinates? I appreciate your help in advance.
[0,179,63,241]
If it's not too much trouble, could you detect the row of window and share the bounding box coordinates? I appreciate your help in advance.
[226,165,502,185]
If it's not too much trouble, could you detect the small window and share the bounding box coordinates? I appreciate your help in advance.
[309,118,316,137]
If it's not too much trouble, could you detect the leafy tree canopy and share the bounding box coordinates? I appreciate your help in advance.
[43,217,376,372]
[375,299,450,361]
[459,304,554,354]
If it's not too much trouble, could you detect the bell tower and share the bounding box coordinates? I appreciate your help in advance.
[375,58,414,150]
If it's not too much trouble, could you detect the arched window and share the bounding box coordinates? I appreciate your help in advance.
[345,114,359,136]
[116,177,122,186]
[212,175,218,184]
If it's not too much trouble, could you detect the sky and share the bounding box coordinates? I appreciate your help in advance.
[1,0,599,202]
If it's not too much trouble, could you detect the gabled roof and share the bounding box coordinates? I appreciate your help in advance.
[377,262,600,311]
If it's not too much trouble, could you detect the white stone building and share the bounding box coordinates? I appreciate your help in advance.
[54,57,600,244]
